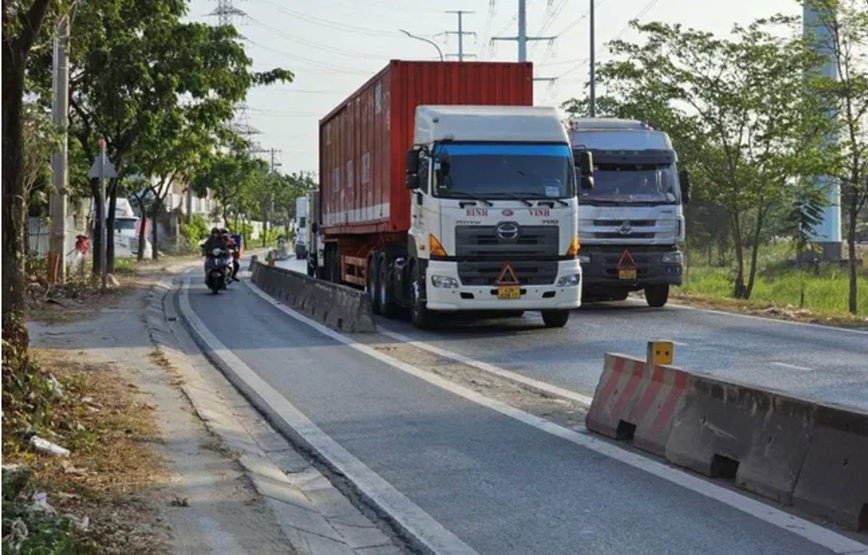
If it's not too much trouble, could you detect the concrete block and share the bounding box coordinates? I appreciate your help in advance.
[665,375,815,505]
[793,404,868,531]
[251,262,376,333]
[586,353,688,457]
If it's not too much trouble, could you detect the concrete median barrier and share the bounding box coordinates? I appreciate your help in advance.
[793,404,868,531]
[251,262,376,333]
[664,376,815,505]
[587,353,868,530]
[586,353,688,457]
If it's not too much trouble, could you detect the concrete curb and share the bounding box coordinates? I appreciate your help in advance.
[143,278,403,555]
[586,352,868,532]
[251,262,376,334]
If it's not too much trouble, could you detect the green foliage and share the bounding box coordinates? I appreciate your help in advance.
[1,316,54,435]
[2,466,94,555]
[180,214,210,247]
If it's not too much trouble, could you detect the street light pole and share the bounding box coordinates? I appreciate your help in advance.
[589,0,596,117]
[399,29,445,62]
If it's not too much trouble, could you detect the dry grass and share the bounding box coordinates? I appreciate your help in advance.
[3,349,170,555]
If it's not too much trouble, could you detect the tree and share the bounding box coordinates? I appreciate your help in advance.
[3,0,58,319]
[190,146,268,223]
[781,181,828,308]
[59,0,291,273]
[584,17,833,299]
[805,0,868,314]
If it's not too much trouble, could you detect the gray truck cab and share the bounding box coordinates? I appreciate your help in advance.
[569,118,691,307]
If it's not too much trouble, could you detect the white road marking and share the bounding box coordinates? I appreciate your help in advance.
[179,280,480,555]
[771,362,814,372]
[671,340,690,347]
[239,279,868,555]
[379,328,594,406]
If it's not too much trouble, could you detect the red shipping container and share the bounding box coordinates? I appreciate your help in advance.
[318,60,534,237]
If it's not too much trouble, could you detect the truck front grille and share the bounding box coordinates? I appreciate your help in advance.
[457,260,559,286]
[455,225,560,259]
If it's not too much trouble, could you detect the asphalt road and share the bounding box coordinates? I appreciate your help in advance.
[184,269,866,555]
[278,257,868,411]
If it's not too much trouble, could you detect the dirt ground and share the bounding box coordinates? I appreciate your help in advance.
[22,273,293,554]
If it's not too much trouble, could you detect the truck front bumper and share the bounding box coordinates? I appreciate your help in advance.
[580,246,683,290]
[424,259,582,311]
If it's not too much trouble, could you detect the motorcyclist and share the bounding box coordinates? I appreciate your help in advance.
[201,227,227,255]
[222,228,241,282]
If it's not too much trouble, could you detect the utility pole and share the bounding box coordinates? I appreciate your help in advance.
[491,0,555,62]
[444,10,477,62]
[589,0,596,117]
[49,15,70,284]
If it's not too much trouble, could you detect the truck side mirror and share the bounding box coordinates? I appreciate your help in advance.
[405,149,419,175]
[405,174,420,190]
[578,150,594,175]
[679,170,691,204]
[580,175,595,190]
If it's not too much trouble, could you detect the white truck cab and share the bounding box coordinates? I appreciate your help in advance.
[295,196,308,259]
[568,118,691,307]
[402,105,586,328]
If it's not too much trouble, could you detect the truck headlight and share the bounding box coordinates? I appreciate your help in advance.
[662,252,683,264]
[431,275,459,289]
[557,274,581,287]
[578,254,591,264]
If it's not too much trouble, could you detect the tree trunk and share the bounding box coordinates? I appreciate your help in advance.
[1,0,53,322]
[135,196,147,261]
[261,209,268,248]
[744,208,767,300]
[106,179,118,273]
[2,50,28,319]
[90,188,102,277]
[151,199,161,260]
[730,212,747,298]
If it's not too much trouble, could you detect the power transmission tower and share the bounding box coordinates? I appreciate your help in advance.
[490,0,556,63]
[444,10,477,62]
[209,0,260,146]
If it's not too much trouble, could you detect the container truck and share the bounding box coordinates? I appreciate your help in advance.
[568,119,691,307]
[315,60,590,328]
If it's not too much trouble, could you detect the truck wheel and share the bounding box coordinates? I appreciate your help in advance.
[367,254,381,314]
[645,285,669,308]
[378,255,399,319]
[541,309,570,328]
[411,264,436,329]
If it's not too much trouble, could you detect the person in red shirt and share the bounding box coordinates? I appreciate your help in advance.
[222,228,241,282]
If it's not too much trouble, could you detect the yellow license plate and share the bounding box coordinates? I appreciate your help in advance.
[618,269,637,280]
[497,286,521,300]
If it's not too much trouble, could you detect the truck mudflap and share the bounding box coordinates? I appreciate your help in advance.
[423,259,582,312]
[580,246,683,293]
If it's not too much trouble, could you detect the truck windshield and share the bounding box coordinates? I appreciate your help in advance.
[579,163,681,205]
[433,143,573,199]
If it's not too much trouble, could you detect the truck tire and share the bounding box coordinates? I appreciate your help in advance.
[541,309,570,328]
[645,284,669,308]
[367,253,381,315]
[411,263,437,329]
[378,255,399,319]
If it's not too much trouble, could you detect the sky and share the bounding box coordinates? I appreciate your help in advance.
[185,0,801,178]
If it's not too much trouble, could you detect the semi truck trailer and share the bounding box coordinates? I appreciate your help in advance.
[314,60,589,328]
[569,119,691,307]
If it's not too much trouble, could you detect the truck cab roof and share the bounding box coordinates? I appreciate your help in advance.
[414,105,569,145]
[567,118,673,151]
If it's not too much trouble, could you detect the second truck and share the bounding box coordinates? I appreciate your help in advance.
[311,60,590,329]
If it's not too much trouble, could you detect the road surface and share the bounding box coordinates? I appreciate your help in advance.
[180,262,868,555]
[278,257,868,412]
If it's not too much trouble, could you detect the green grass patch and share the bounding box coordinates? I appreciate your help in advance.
[683,244,868,317]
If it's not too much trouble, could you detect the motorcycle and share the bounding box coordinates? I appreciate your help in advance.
[204,246,232,294]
